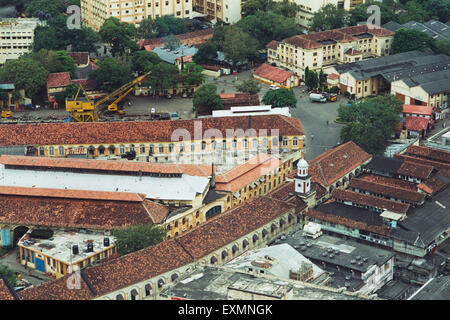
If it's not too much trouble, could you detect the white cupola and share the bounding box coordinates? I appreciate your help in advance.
[295,158,311,194]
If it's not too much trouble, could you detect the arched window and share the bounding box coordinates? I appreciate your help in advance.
[49,146,54,156]
[130,289,138,300]
[140,144,145,153]
[144,284,152,296]
[205,206,221,219]
[201,141,206,150]
[171,273,179,282]
[252,138,258,149]
[88,146,95,155]
[119,145,125,154]
[293,137,298,146]
[58,146,64,157]
[98,145,105,155]
[108,145,115,154]
[130,144,135,152]
[149,144,154,154]
[159,144,164,153]
[116,294,124,300]
[179,143,185,153]
[243,139,248,149]
[157,279,165,289]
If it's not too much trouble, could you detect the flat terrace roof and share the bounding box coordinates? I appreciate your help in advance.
[18,229,115,266]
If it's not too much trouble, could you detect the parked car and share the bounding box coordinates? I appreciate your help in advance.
[170,112,180,120]
[309,93,327,103]
[269,84,279,90]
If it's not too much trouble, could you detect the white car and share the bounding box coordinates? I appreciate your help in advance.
[151,108,156,114]
[269,85,279,90]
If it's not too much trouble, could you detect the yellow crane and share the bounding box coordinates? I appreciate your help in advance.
[65,71,151,122]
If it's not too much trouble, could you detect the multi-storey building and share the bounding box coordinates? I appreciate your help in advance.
[81,0,193,31]
[0,18,42,65]
[267,25,394,80]
[192,0,241,24]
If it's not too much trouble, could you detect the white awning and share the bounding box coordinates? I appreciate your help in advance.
[380,210,403,221]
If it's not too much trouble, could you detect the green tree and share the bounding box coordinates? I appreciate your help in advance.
[70,27,102,53]
[272,0,300,18]
[164,34,181,50]
[0,263,17,286]
[391,29,436,54]
[192,84,223,112]
[193,42,217,65]
[100,17,137,57]
[349,0,401,25]
[399,0,429,23]
[241,0,272,17]
[25,0,66,17]
[338,94,403,155]
[422,0,450,23]
[433,39,450,56]
[89,58,133,93]
[305,69,319,90]
[0,58,49,99]
[222,27,259,69]
[0,90,8,105]
[54,51,77,78]
[319,69,327,90]
[181,62,205,86]
[154,16,189,37]
[236,11,302,49]
[262,88,297,108]
[29,49,62,73]
[131,50,162,75]
[211,24,228,52]
[310,4,347,32]
[146,62,178,92]
[236,78,262,94]
[112,224,165,255]
[136,18,157,40]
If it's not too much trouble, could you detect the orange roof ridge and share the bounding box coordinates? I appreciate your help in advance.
[0,186,143,202]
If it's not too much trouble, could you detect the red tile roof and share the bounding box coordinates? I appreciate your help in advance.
[68,52,90,66]
[305,206,391,237]
[19,272,95,300]
[404,145,450,164]
[283,25,394,49]
[0,185,144,202]
[254,63,293,84]
[397,161,434,179]
[219,92,260,108]
[47,72,71,88]
[348,178,426,203]
[0,115,304,147]
[0,191,156,229]
[176,196,295,259]
[266,40,279,49]
[359,174,417,191]
[72,79,97,91]
[417,176,448,195]
[404,116,430,132]
[215,154,283,193]
[0,279,16,300]
[327,73,339,80]
[394,154,450,179]
[403,104,433,116]
[308,141,372,186]
[332,188,410,214]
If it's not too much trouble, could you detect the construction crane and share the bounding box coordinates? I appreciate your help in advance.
[65,71,151,122]
[1,105,12,118]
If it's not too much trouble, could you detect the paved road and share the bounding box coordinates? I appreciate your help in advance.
[0,248,52,287]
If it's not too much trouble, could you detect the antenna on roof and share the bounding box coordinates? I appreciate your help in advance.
[210,162,215,189]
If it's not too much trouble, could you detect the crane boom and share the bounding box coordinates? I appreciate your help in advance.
[94,71,151,108]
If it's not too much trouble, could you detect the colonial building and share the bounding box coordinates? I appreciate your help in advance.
[80,0,193,31]
[267,25,394,80]
[0,115,305,165]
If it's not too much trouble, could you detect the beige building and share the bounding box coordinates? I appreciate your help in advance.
[0,18,42,65]
[81,0,194,31]
[193,0,241,23]
[267,25,394,80]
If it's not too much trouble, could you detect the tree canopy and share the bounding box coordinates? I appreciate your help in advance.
[391,29,436,54]
[0,57,49,99]
[193,42,218,65]
[309,4,347,32]
[130,50,162,75]
[192,84,223,113]
[236,11,302,49]
[99,17,137,57]
[338,95,403,155]
[220,27,259,68]
[181,62,205,86]
[262,88,297,108]
[236,78,262,95]
[89,57,133,93]
[0,263,17,287]
[146,62,179,92]
[112,224,165,255]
